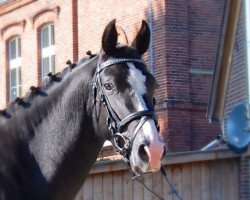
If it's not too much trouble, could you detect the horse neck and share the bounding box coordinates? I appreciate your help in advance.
[1,57,105,199]
[30,59,105,199]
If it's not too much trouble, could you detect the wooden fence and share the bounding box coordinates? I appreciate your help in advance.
[74,148,243,200]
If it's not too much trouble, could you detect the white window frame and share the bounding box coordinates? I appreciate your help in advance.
[9,36,21,101]
[41,23,55,79]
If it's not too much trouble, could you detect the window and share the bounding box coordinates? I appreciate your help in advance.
[41,23,55,79]
[9,36,21,101]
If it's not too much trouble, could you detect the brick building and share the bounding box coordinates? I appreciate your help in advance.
[0,0,224,152]
[2,1,250,200]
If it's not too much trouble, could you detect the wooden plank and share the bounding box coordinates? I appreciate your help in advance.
[201,161,211,200]
[162,166,172,200]
[103,172,113,200]
[82,176,93,200]
[172,166,182,200]
[93,174,103,200]
[152,171,163,200]
[74,186,83,200]
[210,160,221,200]
[112,171,123,200]
[123,171,133,200]
[133,176,143,200]
[143,172,153,200]
[220,159,230,200]
[228,159,239,200]
[191,162,201,200]
[182,163,192,200]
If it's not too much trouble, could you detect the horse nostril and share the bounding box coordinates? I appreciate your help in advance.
[138,144,149,162]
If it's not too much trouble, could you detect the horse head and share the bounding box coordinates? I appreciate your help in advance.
[94,19,165,175]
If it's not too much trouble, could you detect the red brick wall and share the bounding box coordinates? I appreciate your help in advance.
[162,0,224,151]
[0,0,224,152]
[77,0,151,57]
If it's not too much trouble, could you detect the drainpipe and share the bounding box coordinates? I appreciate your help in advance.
[246,0,250,102]
[245,0,250,125]
[148,0,154,74]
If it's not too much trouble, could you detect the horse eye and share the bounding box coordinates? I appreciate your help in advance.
[104,83,114,91]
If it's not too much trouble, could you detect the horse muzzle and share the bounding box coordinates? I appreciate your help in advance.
[131,141,164,174]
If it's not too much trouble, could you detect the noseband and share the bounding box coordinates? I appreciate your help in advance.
[92,56,158,163]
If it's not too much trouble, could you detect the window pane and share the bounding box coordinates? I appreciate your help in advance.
[41,27,49,48]
[42,57,50,78]
[9,37,21,101]
[10,68,17,87]
[51,55,55,74]
[18,85,22,97]
[9,39,16,60]
[41,24,55,80]
[51,25,55,45]
[10,87,17,101]
[17,37,21,57]
[17,66,21,85]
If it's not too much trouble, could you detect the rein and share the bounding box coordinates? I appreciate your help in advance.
[92,56,158,165]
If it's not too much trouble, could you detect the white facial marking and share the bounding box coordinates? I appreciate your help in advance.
[128,62,164,171]
[127,62,147,111]
[127,62,155,140]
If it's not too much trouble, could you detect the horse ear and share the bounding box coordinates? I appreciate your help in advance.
[102,19,118,55]
[131,20,150,55]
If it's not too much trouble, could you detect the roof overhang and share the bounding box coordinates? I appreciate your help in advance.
[207,0,242,122]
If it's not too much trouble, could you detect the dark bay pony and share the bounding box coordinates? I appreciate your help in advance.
[0,19,164,200]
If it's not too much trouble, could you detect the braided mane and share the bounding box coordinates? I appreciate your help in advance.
[0,52,97,122]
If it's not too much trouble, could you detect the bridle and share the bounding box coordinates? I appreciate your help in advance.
[92,55,159,165]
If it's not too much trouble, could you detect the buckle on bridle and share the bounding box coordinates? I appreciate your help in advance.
[112,133,130,154]
[106,117,116,135]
